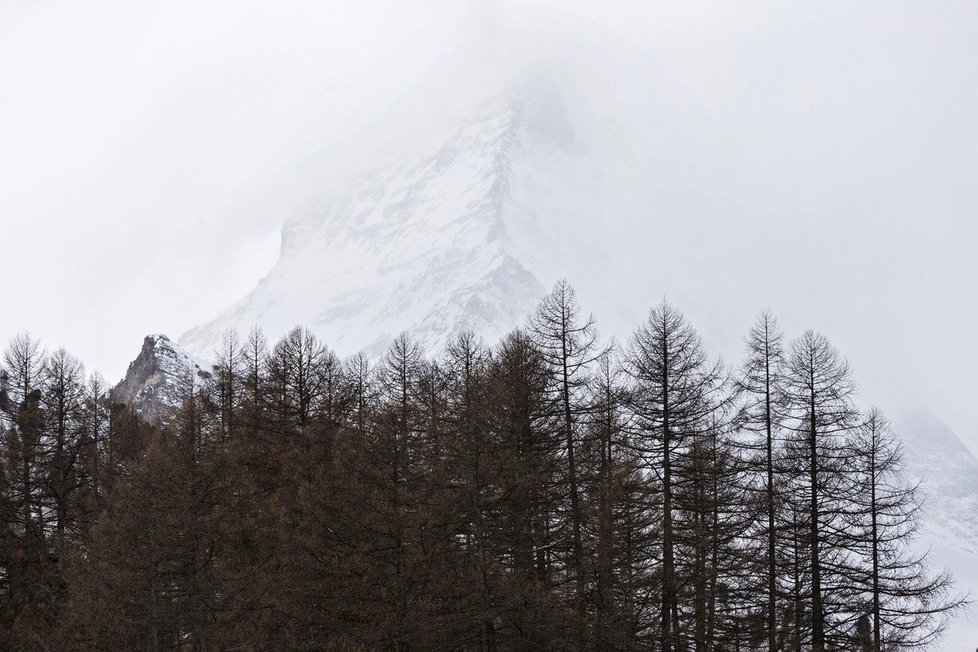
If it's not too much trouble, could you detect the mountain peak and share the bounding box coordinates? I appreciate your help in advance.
[179,88,578,360]
[178,59,720,362]
[111,334,211,425]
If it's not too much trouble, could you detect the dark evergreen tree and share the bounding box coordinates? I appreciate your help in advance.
[781,330,860,651]
[485,330,569,648]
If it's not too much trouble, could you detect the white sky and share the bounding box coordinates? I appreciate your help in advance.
[1,0,976,446]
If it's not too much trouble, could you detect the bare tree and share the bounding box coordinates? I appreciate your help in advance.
[846,408,964,649]
[626,302,725,652]
[528,279,602,643]
[737,310,786,650]
[782,331,859,651]
[41,348,88,558]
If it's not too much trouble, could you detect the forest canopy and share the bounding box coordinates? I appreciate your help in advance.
[0,281,962,651]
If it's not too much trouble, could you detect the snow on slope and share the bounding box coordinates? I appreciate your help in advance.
[177,40,978,646]
[112,334,211,425]
[899,412,978,649]
[901,412,978,552]
[179,55,729,360]
[183,89,549,358]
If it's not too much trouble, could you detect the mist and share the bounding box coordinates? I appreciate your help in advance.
[1,0,976,449]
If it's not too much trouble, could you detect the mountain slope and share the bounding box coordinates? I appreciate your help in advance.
[181,94,547,358]
[178,58,729,360]
[898,412,978,648]
[111,334,210,425]
[900,411,978,552]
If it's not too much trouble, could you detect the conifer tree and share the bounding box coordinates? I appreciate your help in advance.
[41,348,88,560]
[528,280,601,643]
[626,302,725,651]
[782,330,860,651]
[587,346,662,649]
[737,310,786,650]
[0,334,53,646]
[486,330,567,647]
[444,331,499,647]
[846,408,962,650]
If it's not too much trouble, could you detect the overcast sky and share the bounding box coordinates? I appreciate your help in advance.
[1,0,976,446]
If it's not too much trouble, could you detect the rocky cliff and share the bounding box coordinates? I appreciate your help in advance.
[111,334,211,425]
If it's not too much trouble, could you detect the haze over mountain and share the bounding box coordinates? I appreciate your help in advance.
[2,2,977,646]
[897,413,978,648]
[171,20,978,645]
[179,48,729,360]
[177,13,977,458]
[2,2,975,450]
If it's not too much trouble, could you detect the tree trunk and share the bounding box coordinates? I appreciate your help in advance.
[661,336,675,652]
[764,344,777,652]
[808,379,825,652]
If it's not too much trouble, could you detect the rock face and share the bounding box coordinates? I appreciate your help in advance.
[111,334,211,426]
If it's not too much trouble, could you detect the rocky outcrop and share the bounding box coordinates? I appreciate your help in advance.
[111,334,211,425]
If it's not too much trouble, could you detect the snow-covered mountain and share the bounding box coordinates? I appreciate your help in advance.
[182,92,550,358]
[111,334,210,426]
[169,48,978,647]
[178,56,731,361]
[898,413,978,648]
[900,411,978,552]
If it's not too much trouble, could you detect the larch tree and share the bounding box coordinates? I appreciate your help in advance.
[589,347,625,647]
[528,279,601,645]
[443,331,497,647]
[211,328,242,445]
[846,407,963,650]
[737,310,786,651]
[41,348,89,561]
[626,302,725,652]
[0,334,52,646]
[587,344,662,649]
[782,330,860,651]
[485,330,567,647]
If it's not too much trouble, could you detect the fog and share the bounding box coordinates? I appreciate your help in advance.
[1,0,976,450]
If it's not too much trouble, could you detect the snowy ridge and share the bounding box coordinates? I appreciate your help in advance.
[180,94,558,359]
[111,334,211,425]
[178,59,725,361]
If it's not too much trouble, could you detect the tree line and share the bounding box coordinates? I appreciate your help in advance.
[0,281,962,650]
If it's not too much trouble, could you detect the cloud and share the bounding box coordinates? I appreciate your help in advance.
[0,0,975,451]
